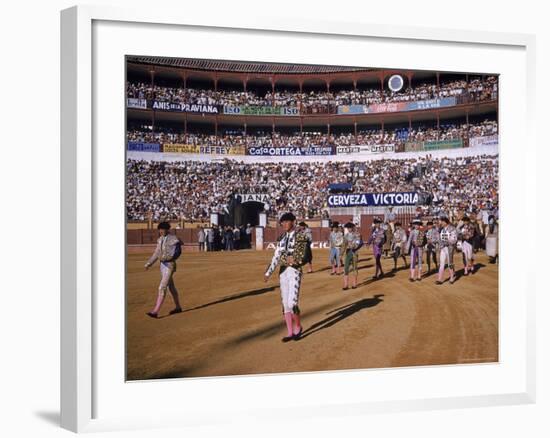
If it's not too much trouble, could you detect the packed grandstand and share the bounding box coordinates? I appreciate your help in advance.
[126,154,499,222]
[127,120,498,149]
[126,76,497,109]
[125,57,499,225]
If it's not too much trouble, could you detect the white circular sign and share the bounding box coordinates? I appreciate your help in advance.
[388,74,404,92]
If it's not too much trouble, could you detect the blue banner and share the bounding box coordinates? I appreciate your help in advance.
[247,146,334,156]
[336,97,458,115]
[328,192,418,207]
[406,97,456,111]
[337,104,369,115]
[127,142,161,152]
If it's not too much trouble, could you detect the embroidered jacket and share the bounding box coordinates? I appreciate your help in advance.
[425,228,440,247]
[408,229,427,249]
[146,234,182,268]
[329,231,345,250]
[459,222,476,243]
[392,227,408,248]
[367,227,386,248]
[439,225,458,248]
[265,229,308,276]
[343,231,364,253]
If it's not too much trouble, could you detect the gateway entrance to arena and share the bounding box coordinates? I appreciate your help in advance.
[241,201,265,227]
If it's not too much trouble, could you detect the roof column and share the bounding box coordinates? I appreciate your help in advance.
[407,72,414,90]
[298,80,304,115]
[180,71,187,91]
[149,69,155,101]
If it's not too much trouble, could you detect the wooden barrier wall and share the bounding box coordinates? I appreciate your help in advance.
[127,228,200,245]
[127,212,421,248]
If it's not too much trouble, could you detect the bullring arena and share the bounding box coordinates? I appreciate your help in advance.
[125,57,499,380]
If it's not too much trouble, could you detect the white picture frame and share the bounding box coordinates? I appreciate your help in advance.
[60,5,537,433]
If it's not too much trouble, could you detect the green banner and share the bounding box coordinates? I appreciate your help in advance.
[223,105,299,116]
[404,139,463,152]
[423,139,463,150]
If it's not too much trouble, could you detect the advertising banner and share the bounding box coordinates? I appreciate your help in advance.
[162,144,246,155]
[238,194,270,203]
[127,141,161,152]
[370,144,395,153]
[280,107,300,116]
[337,105,369,115]
[247,146,334,156]
[265,241,330,250]
[423,139,463,151]
[469,134,499,147]
[126,98,147,109]
[336,145,371,154]
[407,97,457,111]
[151,101,221,114]
[367,102,409,113]
[336,96,458,115]
[403,139,463,152]
[327,192,418,207]
[162,144,199,153]
[198,145,246,155]
[223,106,299,116]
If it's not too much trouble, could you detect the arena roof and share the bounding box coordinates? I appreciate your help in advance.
[126,56,374,74]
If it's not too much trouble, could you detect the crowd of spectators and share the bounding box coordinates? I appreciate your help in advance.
[126,119,498,148]
[126,154,498,223]
[196,224,253,252]
[126,75,497,110]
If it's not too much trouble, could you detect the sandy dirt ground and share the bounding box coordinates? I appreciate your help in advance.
[126,248,498,380]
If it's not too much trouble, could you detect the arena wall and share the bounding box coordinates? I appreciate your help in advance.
[127,212,422,253]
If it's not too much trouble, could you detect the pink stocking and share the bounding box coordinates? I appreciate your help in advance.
[152,292,165,314]
[284,312,293,336]
[291,313,302,335]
